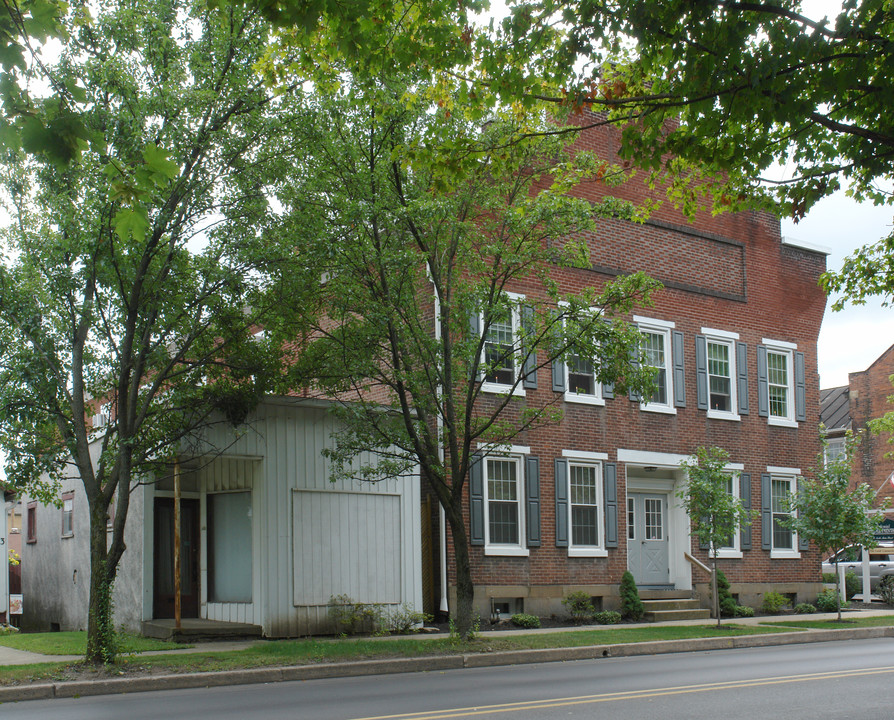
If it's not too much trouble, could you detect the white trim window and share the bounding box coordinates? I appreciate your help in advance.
[635,317,676,414]
[484,455,528,556]
[481,293,525,395]
[702,328,740,421]
[770,474,798,556]
[565,348,603,405]
[715,472,741,558]
[759,339,799,427]
[568,462,605,556]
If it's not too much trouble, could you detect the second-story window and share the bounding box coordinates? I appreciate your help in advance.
[758,339,803,427]
[479,292,526,395]
[635,316,680,414]
[61,492,74,538]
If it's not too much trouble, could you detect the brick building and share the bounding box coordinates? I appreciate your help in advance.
[445,121,828,617]
[821,344,894,508]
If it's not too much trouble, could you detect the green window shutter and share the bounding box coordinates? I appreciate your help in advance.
[740,472,752,550]
[469,313,482,383]
[470,454,484,546]
[797,477,809,551]
[628,348,641,402]
[552,359,566,392]
[604,462,618,548]
[521,305,538,389]
[761,473,772,550]
[737,342,749,415]
[525,456,541,547]
[757,345,769,417]
[554,458,569,547]
[673,330,686,407]
[795,351,806,422]
[695,334,708,410]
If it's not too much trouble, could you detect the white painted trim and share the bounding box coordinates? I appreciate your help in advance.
[725,462,745,471]
[770,550,802,560]
[484,546,530,557]
[562,450,609,461]
[641,403,677,416]
[715,549,744,560]
[564,390,605,406]
[761,338,797,350]
[476,443,531,455]
[708,409,741,422]
[782,235,832,255]
[568,548,609,558]
[701,327,740,340]
[481,381,526,397]
[618,449,689,467]
[633,315,676,329]
[767,466,801,475]
[769,417,799,429]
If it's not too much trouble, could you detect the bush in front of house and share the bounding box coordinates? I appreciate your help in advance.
[878,575,894,606]
[594,610,622,625]
[794,603,817,614]
[815,589,848,613]
[760,592,790,614]
[510,613,541,629]
[734,605,754,618]
[562,590,596,624]
[619,571,644,621]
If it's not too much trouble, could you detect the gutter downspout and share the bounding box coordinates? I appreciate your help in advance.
[432,274,449,615]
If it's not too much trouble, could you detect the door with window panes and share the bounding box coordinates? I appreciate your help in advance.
[627,492,670,586]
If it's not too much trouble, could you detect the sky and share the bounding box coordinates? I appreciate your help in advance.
[781,199,894,389]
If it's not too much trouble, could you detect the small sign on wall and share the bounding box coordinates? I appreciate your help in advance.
[9,594,22,615]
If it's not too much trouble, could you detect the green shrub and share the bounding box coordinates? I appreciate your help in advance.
[562,591,596,624]
[878,575,894,606]
[619,571,644,621]
[328,594,382,635]
[594,610,622,625]
[844,571,861,600]
[377,603,433,634]
[760,591,790,614]
[510,613,541,629]
[734,605,754,618]
[815,589,848,613]
[821,572,837,584]
[720,597,738,617]
[794,603,817,614]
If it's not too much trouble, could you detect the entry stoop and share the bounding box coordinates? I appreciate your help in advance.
[142,618,263,642]
[640,590,712,622]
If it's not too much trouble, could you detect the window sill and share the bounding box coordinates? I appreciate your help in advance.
[707,410,741,422]
[770,550,801,559]
[564,392,605,406]
[715,549,743,559]
[481,381,525,397]
[568,548,608,558]
[26,539,36,545]
[768,417,798,428]
[640,403,677,415]
[61,533,73,539]
[484,546,530,557]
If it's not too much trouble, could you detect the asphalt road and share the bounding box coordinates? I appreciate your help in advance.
[4,638,893,719]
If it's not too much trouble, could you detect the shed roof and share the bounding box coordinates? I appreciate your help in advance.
[820,385,851,433]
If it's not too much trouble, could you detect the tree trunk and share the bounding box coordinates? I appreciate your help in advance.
[711,554,720,627]
[446,507,475,639]
[85,500,116,664]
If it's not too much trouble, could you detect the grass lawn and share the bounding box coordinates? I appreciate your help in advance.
[0,623,806,685]
[760,615,894,630]
[0,631,189,656]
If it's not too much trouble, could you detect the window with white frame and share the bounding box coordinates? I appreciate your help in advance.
[485,455,525,551]
[565,349,602,404]
[706,339,738,420]
[759,339,799,426]
[61,492,74,538]
[771,474,797,552]
[717,473,739,554]
[568,462,604,553]
[481,293,524,394]
[636,317,675,413]
[824,437,846,465]
[767,350,792,420]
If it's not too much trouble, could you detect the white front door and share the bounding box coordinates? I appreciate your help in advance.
[627,492,670,586]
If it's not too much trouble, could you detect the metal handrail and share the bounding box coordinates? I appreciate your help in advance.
[683,551,712,577]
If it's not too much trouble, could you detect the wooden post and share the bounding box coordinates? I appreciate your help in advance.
[174,459,181,630]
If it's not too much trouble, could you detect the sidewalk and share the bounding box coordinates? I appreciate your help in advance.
[2,608,894,703]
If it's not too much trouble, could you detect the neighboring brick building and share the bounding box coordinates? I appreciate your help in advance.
[447,119,828,617]
[821,344,894,509]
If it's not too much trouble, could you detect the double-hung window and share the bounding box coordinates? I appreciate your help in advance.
[758,339,804,427]
[26,501,37,543]
[762,468,801,558]
[635,317,678,414]
[696,328,743,421]
[480,292,525,395]
[568,460,604,555]
[714,466,747,558]
[551,306,604,405]
[481,452,531,556]
[61,492,74,538]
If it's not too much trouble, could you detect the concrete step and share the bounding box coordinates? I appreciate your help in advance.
[641,598,704,612]
[643,607,712,622]
[142,618,263,642]
[638,589,694,600]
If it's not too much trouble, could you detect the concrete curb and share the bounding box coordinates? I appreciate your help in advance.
[2,626,893,704]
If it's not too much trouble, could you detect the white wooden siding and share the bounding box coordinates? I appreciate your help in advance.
[292,490,401,605]
[177,400,422,637]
